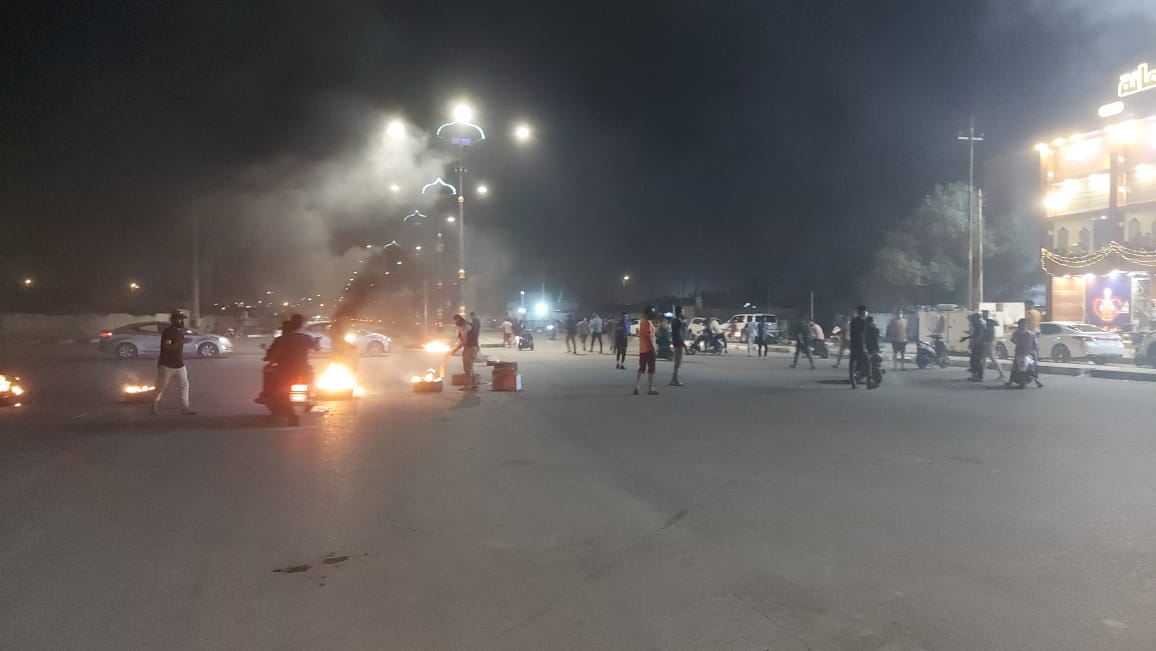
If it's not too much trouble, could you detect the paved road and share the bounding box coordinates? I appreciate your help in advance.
[2,341,1154,650]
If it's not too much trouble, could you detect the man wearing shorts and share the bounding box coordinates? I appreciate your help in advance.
[633,306,659,396]
[888,312,908,370]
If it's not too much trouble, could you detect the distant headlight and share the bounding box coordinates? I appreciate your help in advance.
[344,333,357,344]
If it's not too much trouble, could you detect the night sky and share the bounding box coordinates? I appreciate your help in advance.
[3,0,1156,313]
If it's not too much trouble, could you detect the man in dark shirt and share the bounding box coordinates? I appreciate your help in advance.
[464,312,481,390]
[669,305,687,386]
[153,310,195,415]
[565,315,578,354]
[848,304,868,389]
[864,315,882,389]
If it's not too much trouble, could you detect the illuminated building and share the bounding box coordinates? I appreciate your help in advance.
[1036,62,1156,330]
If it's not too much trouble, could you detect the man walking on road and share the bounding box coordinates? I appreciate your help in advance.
[848,305,868,389]
[613,312,629,369]
[790,318,816,370]
[832,313,850,368]
[588,313,604,353]
[564,315,578,354]
[153,310,196,415]
[981,309,1005,381]
[464,312,478,390]
[888,312,909,370]
[634,306,659,395]
[670,305,687,386]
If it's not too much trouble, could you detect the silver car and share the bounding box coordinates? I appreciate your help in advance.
[98,322,232,359]
[295,321,392,356]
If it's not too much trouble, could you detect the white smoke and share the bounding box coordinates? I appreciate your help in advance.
[199,107,455,304]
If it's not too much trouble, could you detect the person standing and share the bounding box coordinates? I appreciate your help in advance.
[961,312,985,382]
[565,315,578,354]
[790,318,816,369]
[501,317,514,347]
[464,312,478,390]
[745,317,756,357]
[1026,300,1043,335]
[832,313,851,368]
[865,315,882,389]
[888,312,909,370]
[634,306,659,395]
[848,305,868,389]
[670,305,687,386]
[614,311,630,369]
[589,313,604,353]
[757,316,772,358]
[153,310,196,415]
[981,309,1005,381]
[577,317,590,352]
[453,314,478,390]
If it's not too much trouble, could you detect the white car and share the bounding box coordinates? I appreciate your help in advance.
[688,317,713,337]
[98,322,232,359]
[1036,321,1124,364]
[294,321,392,356]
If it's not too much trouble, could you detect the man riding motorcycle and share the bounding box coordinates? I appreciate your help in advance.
[259,314,318,424]
[1006,318,1044,389]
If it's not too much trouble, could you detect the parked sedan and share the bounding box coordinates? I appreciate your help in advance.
[296,321,392,356]
[1037,321,1125,364]
[98,322,232,359]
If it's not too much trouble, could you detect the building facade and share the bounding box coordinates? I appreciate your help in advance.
[1037,62,1156,330]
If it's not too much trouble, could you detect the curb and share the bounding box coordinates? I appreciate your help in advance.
[944,357,1156,382]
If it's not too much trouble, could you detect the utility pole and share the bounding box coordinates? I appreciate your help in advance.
[976,189,984,305]
[191,216,201,327]
[958,116,984,310]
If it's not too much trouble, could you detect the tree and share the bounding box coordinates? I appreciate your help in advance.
[871,182,1039,306]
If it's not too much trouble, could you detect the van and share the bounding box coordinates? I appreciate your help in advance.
[725,313,780,343]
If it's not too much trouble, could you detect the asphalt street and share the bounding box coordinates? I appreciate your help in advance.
[2,341,1155,650]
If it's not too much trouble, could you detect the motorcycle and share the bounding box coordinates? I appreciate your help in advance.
[1008,353,1042,388]
[915,334,950,369]
[1132,331,1156,367]
[262,361,362,425]
[692,332,726,355]
[517,330,535,351]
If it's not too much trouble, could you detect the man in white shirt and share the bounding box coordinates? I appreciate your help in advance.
[588,313,604,353]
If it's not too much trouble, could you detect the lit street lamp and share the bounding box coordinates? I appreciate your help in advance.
[622,275,630,288]
[129,282,140,291]
[21,277,33,287]
[386,119,406,140]
[514,123,532,141]
[476,184,489,196]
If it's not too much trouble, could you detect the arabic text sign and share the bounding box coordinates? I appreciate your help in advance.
[1118,62,1156,98]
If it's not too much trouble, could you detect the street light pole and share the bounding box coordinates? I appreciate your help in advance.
[458,144,467,315]
[958,115,984,310]
[192,216,201,327]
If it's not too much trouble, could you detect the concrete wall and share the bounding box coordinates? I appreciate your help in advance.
[0,313,173,342]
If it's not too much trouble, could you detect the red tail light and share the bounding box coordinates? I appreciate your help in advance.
[100,331,113,338]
